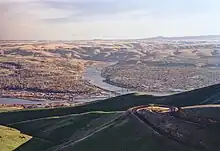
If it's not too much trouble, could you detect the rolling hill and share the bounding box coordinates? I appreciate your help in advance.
[1,84,220,151]
[146,35,220,41]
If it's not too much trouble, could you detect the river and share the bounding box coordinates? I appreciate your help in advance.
[0,63,172,105]
[0,98,46,105]
[83,65,132,94]
[83,64,174,96]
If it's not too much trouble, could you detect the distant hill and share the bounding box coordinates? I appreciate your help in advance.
[1,84,220,151]
[147,35,220,41]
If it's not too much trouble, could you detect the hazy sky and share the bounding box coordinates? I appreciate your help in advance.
[1,0,220,40]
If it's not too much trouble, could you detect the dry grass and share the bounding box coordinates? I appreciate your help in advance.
[0,125,31,151]
[0,107,23,113]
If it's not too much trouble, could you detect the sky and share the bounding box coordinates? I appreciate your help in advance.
[1,0,220,40]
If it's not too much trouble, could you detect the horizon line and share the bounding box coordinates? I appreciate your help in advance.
[1,34,220,41]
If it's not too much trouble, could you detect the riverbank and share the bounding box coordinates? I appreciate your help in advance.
[101,63,220,94]
[85,63,175,96]
[0,56,108,102]
[83,65,129,94]
[0,61,173,108]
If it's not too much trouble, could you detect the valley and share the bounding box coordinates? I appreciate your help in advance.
[2,0,220,150]
[1,36,220,150]
[1,36,220,104]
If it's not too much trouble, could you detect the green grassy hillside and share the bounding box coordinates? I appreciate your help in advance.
[1,84,220,125]
[50,113,194,151]
[3,106,220,151]
[12,112,121,151]
[1,84,220,151]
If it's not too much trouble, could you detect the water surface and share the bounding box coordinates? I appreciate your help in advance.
[0,98,45,105]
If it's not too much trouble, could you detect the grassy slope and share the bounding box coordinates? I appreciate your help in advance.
[0,125,31,151]
[183,105,220,120]
[1,84,220,151]
[12,112,195,151]
[12,112,121,151]
[160,84,220,106]
[1,84,220,125]
[13,106,220,151]
[51,106,220,151]
[56,114,194,151]
[180,106,220,150]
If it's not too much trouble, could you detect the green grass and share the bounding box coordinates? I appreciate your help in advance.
[183,105,220,120]
[1,84,220,125]
[180,107,220,150]
[1,84,220,151]
[0,125,31,151]
[7,112,121,151]
[54,114,193,151]
[160,84,220,106]
[3,106,220,151]
[15,138,54,151]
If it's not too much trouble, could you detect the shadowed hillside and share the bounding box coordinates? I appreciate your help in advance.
[0,84,220,151]
[1,84,220,125]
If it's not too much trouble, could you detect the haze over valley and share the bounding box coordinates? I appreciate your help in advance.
[1,35,220,104]
[1,0,220,150]
[1,34,220,151]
